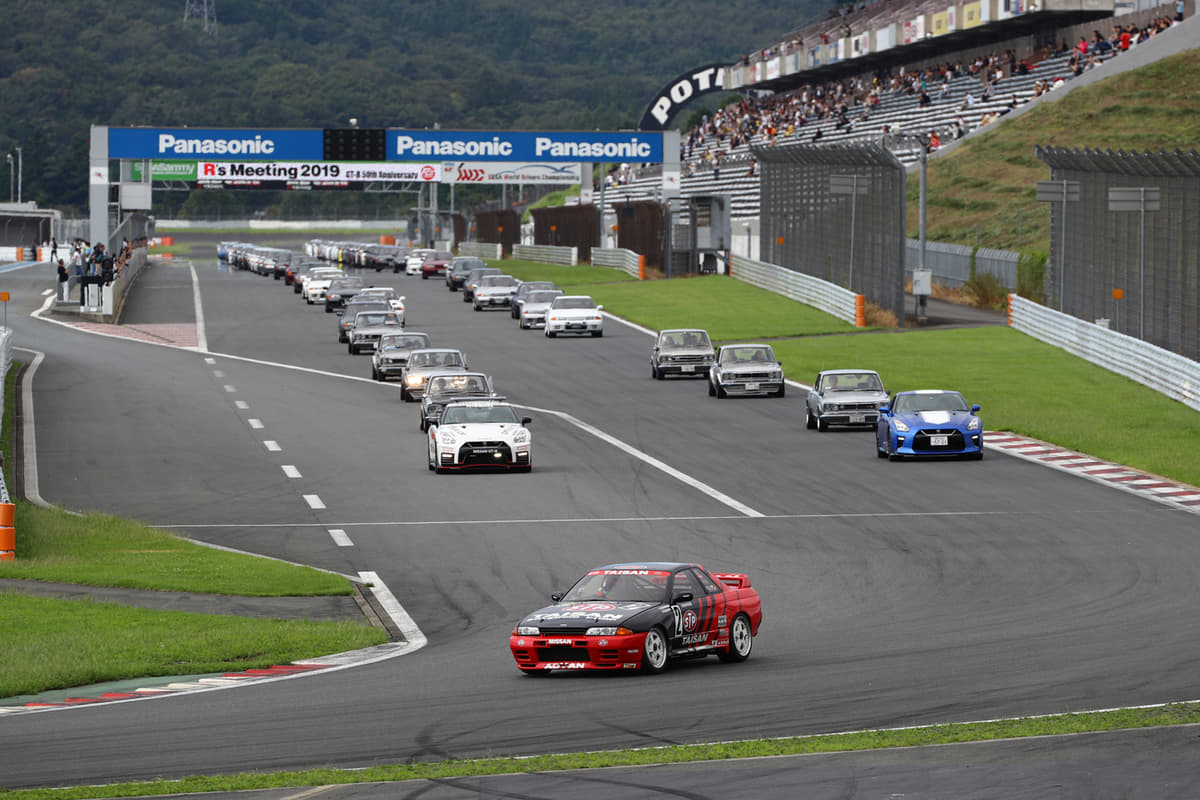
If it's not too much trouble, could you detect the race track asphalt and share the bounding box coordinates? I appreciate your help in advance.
[2,234,1198,796]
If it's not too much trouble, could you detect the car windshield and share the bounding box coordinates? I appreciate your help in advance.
[722,346,773,364]
[410,351,463,368]
[329,279,363,290]
[825,372,884,392]
[439,405,520,425]
[520,282,555,294]
[526,291,562,304]
[433,251,453,260]
[428,375,490,395]
[561,570,670,603]
[893,392,969,413]
[661,331,711,348]
[356,313,396,327]
[380,335,430,351]
[480,276,517,287]
[553,297,596,309]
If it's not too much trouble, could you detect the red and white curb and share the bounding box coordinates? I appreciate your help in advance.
[986,432,1200,513]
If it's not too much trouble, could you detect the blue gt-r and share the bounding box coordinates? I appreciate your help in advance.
[876,390,983,460]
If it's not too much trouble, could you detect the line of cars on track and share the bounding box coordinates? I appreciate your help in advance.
[221,238,983,675]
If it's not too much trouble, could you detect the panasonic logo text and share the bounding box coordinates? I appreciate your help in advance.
[395,136,513,157]
[158,134,276,156]
[534,137,651,159]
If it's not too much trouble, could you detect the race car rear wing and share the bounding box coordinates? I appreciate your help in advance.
[711,572,751,589]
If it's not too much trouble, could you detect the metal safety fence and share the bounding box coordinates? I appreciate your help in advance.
[753,142,907,325]
[730,254,861,326]
[905,240,1019,288]
[1009,294,1200,412]
[1036,147,1200,361]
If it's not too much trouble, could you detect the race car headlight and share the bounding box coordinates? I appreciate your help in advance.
[967,417,981,430]
[512,430,530,444]
[515,626,539,636]
[438,430,459,446]
[405,374,424,387]
[893,419,910,432]
[586,626,633,636]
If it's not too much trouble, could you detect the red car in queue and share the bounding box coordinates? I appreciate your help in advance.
[510,562,763,675]
[421,250,455,279]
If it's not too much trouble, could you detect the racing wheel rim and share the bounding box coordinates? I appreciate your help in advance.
[642,628,668,672]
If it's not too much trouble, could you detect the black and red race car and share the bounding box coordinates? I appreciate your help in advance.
[510,562,763,675]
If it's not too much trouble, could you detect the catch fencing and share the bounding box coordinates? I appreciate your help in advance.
[1009,294,1200,412]
[1036,147,1199,361]
[753,142,907,324]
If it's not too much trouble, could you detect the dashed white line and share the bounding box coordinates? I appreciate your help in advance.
[235,400,249,410]
[223,384,236,393]
[213,370,225,378]
[303,494,326,510]
[204,357,216,365]
[328,529,353,547]
[248,418,264,430]
[282,465,302,478]
[263,440,282,452]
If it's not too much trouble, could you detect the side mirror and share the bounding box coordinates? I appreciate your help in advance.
[673,592,694,604]
[879,406,891,415]
[972,404,981,413]
[596,305,604,311]
[550,593,563,602]
[522,417,533,426]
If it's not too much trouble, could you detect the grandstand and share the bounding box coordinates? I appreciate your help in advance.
[597,0,1187,231]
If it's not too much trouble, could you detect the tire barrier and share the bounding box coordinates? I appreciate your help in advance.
[0,502,14,560]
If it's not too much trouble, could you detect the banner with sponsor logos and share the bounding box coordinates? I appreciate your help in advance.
[107,128,663,164]
[441,161,581,184]
[196,161,440,182]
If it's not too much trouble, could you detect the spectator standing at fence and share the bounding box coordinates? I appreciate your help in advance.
[72,245,84,280]
[50,237,58,263]
[56,259,69,301]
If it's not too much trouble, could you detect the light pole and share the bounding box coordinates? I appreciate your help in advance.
[5,154,11,202]
[15,146,22,204]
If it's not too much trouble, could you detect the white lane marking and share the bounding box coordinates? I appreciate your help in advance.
[358,571,427,650]
[263,440,282,452]
[204,357,216,365]
[223,384,236,393]
[41,288,53,296]
[248,418,264,429]
[188,261,209,353]
[13,348,52,509]
[517,403,765,518]
[328,529,354,547]
[303,494,326,509]
[282,465,302,478]
[235,400,249,410]
[213,370,225,378]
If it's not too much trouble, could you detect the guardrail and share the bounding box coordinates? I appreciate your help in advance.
[1009,294,1200,413]
[0,326,12,503]
[730,254,863,326]
[458,241,502,260]
[591,247,642,278]
[512,244,578,266]
[906,240,1019,289]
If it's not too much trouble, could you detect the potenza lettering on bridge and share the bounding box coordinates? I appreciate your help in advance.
[391,131,662,163]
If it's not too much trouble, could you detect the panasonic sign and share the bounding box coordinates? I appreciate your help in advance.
[157,133,276,156]
[390,131,662,163]
[107,128,325,161]
[638,64,727,131]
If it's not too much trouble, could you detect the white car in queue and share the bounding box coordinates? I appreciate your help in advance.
[544,295,604,338]
[357,286,406,321]
[427,397,532,473]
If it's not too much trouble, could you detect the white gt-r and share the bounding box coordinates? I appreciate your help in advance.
[544,295,604,337]
[427,398,532,473]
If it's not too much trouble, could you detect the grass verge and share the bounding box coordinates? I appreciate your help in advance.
[5,702,1200,798]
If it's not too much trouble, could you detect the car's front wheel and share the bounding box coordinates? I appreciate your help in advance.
[641,627,669,674]
[591,330,603,338]
[708,379,716,396]
[719,613,754,662]
[651,363,661,380]
[805,406,817,429]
